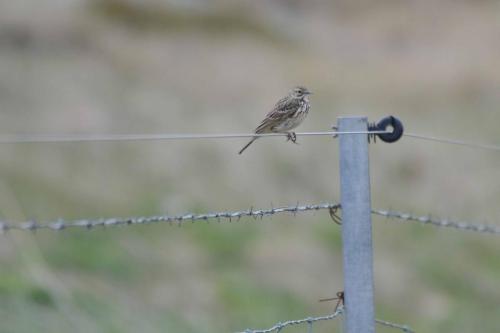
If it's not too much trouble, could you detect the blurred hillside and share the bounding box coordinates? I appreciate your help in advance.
[0,1,499,332]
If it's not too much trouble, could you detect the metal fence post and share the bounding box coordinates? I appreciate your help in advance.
[338,116,375,333]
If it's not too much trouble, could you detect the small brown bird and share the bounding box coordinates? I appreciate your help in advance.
[238,86,312,154]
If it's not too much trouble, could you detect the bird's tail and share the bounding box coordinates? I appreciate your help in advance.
[238,137,258,154]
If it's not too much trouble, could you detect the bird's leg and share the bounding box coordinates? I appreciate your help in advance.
[286,132,298,144]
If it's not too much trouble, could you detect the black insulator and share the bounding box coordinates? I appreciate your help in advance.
[369,116,404,143]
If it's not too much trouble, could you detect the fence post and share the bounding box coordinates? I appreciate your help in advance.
[338,116,375,333]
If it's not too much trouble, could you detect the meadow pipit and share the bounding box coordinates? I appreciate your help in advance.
[238,86,312,154]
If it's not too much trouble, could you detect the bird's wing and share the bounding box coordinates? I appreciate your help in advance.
[255,97,300,133]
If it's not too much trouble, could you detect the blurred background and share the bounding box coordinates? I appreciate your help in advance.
[1,0,500,332]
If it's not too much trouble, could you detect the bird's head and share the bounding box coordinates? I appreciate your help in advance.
[290,86,312,99]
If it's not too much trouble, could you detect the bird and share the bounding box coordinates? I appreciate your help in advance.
[238,86,312,154]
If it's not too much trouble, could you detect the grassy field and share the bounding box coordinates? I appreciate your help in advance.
[1,1,500,332]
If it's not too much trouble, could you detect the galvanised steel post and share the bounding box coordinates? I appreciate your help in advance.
[338,116,375,333]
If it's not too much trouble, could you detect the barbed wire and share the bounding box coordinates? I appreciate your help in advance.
[0,203,340,233]
[375,319,415,332]
[373,209,500,234]
[0,130,387,144]
[237,307,414,333]
[1,203,492,331]
[237,307,344,333]
[1,202,499,235]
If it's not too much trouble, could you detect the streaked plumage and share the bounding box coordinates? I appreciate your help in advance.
[238,86,311,154]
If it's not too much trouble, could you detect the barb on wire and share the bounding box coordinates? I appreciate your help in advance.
[404,133,500,152]
[237,307,344,333]
[373,209,500,235]
[0,130,388,144]
[0,203,340,233]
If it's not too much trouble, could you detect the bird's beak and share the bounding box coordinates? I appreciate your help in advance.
[306,91,313,95]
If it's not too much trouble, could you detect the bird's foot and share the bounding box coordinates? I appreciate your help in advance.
[286,132,298,144]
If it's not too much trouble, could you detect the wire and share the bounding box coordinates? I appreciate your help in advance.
[238,308,344,333]
[375,319,415,333]
[238,307,415,333]
[0,130,388,144]
[373,209,500,234]
[2,203,499,235]
[0,203,340,232]
[404,133,500,152]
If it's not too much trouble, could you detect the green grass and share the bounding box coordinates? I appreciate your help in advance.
[188,222,259,268]
[42,231,143,281]
[217,272,309,332]
[0,272,54,308]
